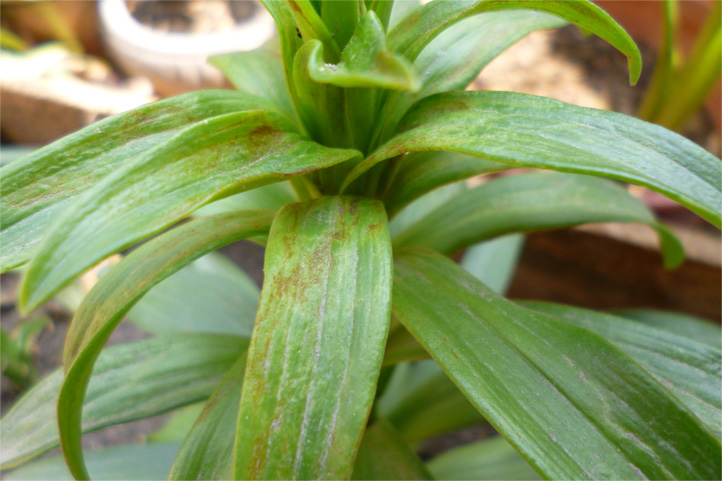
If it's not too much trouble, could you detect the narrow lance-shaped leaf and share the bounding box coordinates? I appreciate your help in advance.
[286,0,341,60]
[347,91,722,227]
[427,435,541,481]
[461,234,525,295]
[193,182,296,218]
[387,0,641,85]
[209,41,297,121]
[376,359,484,444]
[0,334,245,469]
[234,197,393,480]
[258,0,303,86]
[524,301,722,436]
[169,354,248,481]
[389,182,466,239]
[292,40,351,148]
[383,151,508,217]
[321,0,365,49]
[309,11,420,91]
[147,404,205,443]
[56,211,273,480]
[4,443,181,481]
[128,253,260,337]
[394,172,684,268]
[614,309,722,349]
[351,420,432,480]
[19,110,360,312]
[372,10,567,148]
[393,248,721,480]
[0,90,266,273]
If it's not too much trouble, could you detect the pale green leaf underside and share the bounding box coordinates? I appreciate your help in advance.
[350,91,722,227]
[0,334,243,469]
[461,234,525,295]
[0,90,263,273]
[389,182,466,239]
[393,249,721,480]
[615,309,722,349]
[19,110,359,312]
[148,404,204,443]
[193,182,296,218]
[234,197,393,480]
[351,420,432,480]
[4,443,181,481]
[377,359,484,444]
[56,211,272,480]
[427,435,540,480]
[388,0,641,85]
[394,172,684,268]
[525,301,722,437]
[169,354,247,480]
[384,151,508,217]
[128,253,259,337]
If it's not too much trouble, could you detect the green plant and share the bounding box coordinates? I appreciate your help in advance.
[1,0,721,479]
[638,0,721,131]
[0,317,49,389]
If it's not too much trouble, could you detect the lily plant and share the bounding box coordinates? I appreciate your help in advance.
[1,0,721,480]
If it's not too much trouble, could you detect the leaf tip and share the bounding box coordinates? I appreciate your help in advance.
[628,52,642,86]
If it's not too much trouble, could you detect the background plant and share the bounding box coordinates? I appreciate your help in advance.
[1,0,720,480]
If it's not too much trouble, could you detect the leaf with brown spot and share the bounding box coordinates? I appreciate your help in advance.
[233,196,392,480]
[56,210,273,480]
[0,90,267,273]
[19,110,361,312]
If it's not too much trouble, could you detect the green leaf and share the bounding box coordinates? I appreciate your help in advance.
[193,182,296,217]
[427,435,540,480]
[55,211,272,480]
[1,317,48,388]
[233,197,393,480]
[393,249,721,480]
[376,360,484,444]
[387,0,642,85]
[147,404,204,443]
[524,301,722,437]
[367,0,394,31]
[614,309,722,349]
[461,234,525,295]
[393,172,684,268]
[384,151,508,217]
[383,317,429,366]
[128,253,259,336]
[258,0,303,84]
[0,334,243,469]
[349,91,722,227]
[321,0,366,49]
[286,0,341,60]
[209,41,297,121]
[169,354,247,480]
[4,443,181,481]
[292,40,351,148]
[388,0,421,30]
[389,182,466,238]
[309,11,420,91]
[19,110,359,312]
[0,90,266,273]
[637,0,677,122]
[373,9,567,148]
[351,419,432,480]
